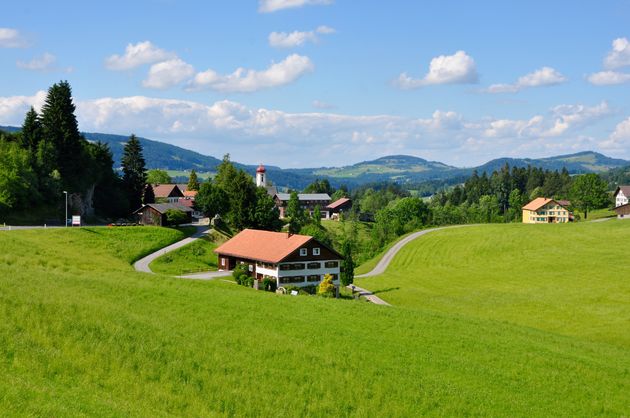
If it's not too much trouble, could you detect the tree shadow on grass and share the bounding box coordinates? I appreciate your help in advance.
[372,287,400,295]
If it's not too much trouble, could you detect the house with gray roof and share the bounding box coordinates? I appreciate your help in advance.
[274,193,332,219]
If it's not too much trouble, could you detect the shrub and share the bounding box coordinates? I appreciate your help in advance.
[318,274,335,297]
[165,209,188,226]
[232,264,249,284]
[261,276,277,292]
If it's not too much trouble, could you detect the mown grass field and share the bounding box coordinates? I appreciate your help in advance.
[149,231,228,275]
[357,221,630,348]
[0,225,629,416]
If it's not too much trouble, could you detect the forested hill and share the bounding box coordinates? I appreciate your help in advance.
[2,126,629,189]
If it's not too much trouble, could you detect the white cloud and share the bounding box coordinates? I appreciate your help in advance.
[269,25,335,48]
[486,67,567,93]
[587,70,630,85]
[258,0,333,13]
[105,41,176,70]
[0,91,620,166]
[0,91,47,124]
[188,54,314,93]
[142,58,195,89]
[396,50,478,89]
[603,37,630,69]
[0,28,29,48]
[16,52,58,71]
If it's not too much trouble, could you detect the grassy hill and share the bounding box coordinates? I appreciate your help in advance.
[357,221,630,348]
[0,225,629,415]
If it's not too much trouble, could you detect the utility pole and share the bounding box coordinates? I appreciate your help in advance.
[63,191,68,227]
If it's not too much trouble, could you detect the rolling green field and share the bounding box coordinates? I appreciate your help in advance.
[149,232,227,275]
[357,221,630,348]
[0,225,629,416]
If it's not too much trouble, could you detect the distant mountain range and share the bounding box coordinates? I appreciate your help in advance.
[2,126,629,189]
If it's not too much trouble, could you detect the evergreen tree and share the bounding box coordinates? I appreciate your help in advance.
[340,240,355,286]
[143,184,155,204]
[187,169,200,191]
[39,81,86,191]
[20,107,42,152]
[121,134,146,210]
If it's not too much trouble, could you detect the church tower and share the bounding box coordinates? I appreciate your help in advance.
[256,164,266,187]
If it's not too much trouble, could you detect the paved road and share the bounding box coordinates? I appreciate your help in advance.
[357,225,471,278]
[133,226,216,274]
[347,285,391,306]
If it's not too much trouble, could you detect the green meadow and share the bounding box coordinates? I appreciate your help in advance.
[149,231,227,275]
[357,221,630,348]
[0,224,629,416]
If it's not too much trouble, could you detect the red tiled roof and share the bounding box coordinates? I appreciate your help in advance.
[152,184,183,198]
[327,197,351,210]
[214,229,313,263]
[522,197,570,211]
[177,198,195,208]
[183,190,197,198]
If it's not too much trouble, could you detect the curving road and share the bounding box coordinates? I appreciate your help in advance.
[133,226,230,280]
[357,225,472,278]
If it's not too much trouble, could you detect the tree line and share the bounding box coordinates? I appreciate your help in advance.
[0,81,132,221]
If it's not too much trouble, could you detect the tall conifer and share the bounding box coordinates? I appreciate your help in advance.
[121,134,147,210]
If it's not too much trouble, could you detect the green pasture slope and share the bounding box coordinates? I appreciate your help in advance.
[0,227,629,416]
[149,232,226,275]
[357,221,630,348]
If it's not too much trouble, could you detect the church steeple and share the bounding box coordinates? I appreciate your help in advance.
[256,164,266,187]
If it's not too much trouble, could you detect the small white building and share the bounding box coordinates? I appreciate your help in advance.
[614,186,630,207]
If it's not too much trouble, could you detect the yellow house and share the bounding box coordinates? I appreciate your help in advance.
[522,198,572,224]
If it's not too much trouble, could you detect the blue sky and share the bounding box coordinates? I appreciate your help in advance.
[2,0,630,167]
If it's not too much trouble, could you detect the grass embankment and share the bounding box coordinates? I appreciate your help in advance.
[583,207,616,221]
[149,231,228,275]
[0,226,629,416]
[357,221,630,348]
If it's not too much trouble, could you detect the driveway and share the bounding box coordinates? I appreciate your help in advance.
[133,226,215,274]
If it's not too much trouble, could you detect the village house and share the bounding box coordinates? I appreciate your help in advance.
[613,203,630,219]
[152,184,184,203]
[214,229,343,288]
[274,193,332,219]
[613,186,630,207]
[522,198,573,223]
[326,197,352,220]
[133,203,193,226]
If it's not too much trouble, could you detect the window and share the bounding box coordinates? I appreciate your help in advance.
[313,247,320,256]
[307,275,320,282]
[279,276,306,284]
[279,264,291,271]
[307,262,321,269]
[300,248,307,256]
[324,261,338,268]
[221,258,226,266]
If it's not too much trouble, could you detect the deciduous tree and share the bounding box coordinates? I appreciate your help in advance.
[570,174,609,219]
